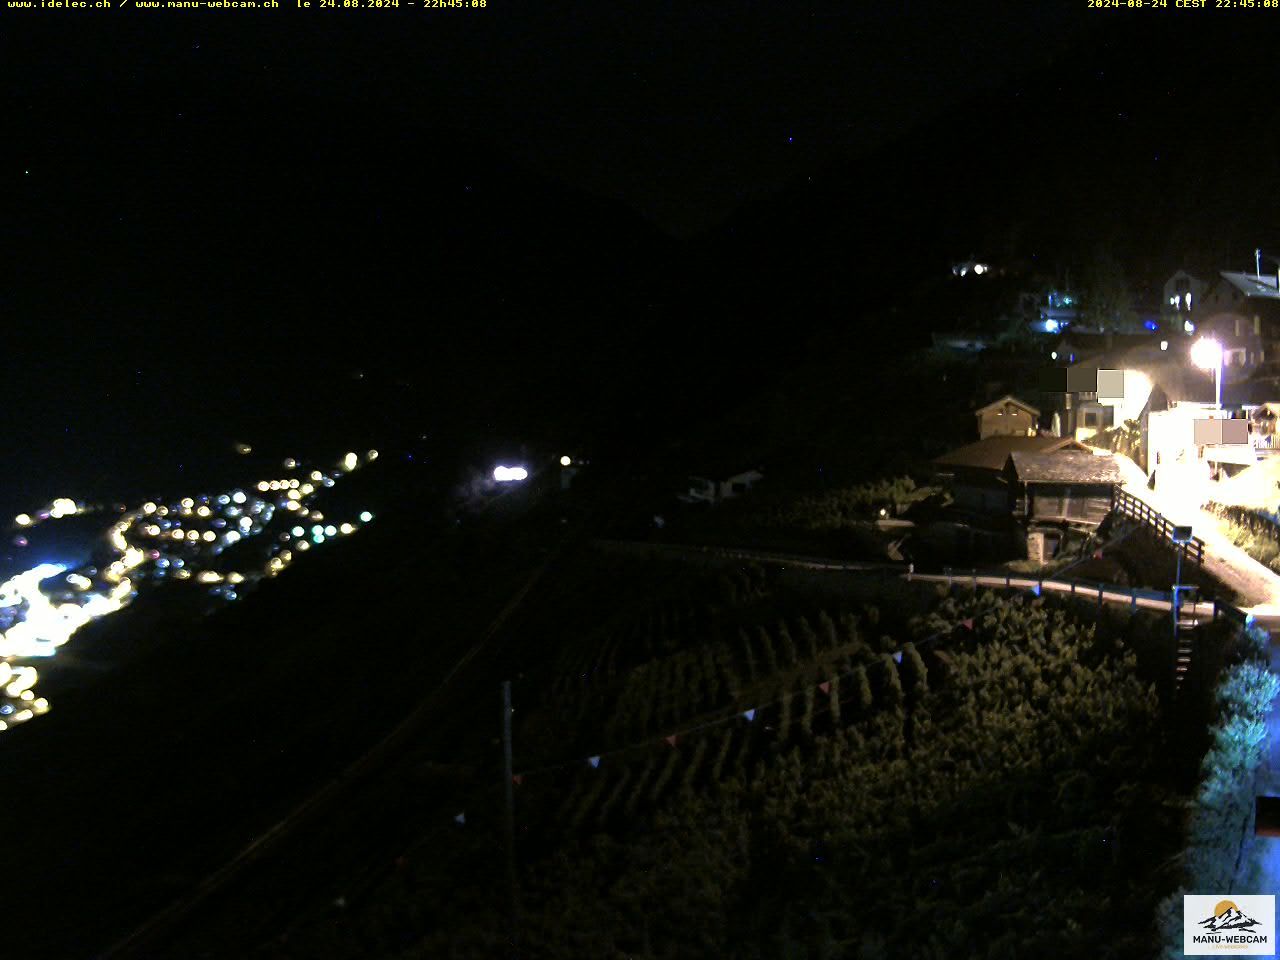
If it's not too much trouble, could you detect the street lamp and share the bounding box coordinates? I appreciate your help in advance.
[1190,337,1223,409]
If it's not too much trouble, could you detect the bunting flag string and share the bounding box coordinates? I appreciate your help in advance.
[508,615,971,782]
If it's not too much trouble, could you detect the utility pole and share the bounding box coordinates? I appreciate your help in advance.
[502,680,520,957]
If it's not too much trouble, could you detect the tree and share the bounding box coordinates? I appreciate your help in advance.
[1078,245,1139,333]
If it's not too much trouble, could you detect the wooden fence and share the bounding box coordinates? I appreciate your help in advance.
[1112,486,1205,565]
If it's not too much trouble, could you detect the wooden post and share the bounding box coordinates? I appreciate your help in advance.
[502,681,520,956]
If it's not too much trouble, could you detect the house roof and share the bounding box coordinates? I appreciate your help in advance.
[688,466,764,483]
[933,435,1085,473]
[974,394,1040,416]
[1224,377,1280,407]
[1220,271,1280,300]
[1009,450,1123,485]
[1063,350,1214,405]
[1053,333,1164,358]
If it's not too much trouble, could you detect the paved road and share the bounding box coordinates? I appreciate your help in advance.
[1113,453,1280,609]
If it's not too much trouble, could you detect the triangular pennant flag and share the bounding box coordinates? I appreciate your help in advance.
[454,812,466,825]
[588,755,601,768]
[892,651,903,664]
[818,681,830,695]
[512,774,523,785]
[742,709,756,722]
[664,734,678,747]
[962,618,974,630]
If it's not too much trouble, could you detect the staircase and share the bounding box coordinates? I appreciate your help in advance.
[1174,626,1195,690]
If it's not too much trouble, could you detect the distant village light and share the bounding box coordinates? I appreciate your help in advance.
[1184,319,1195,334]
[1160,340,1168,351]
[560,455,572,467]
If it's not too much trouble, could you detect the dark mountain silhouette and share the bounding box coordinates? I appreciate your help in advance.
[685,18,1280,352]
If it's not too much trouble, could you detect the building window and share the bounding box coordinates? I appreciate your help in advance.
[1083,411,1098,427]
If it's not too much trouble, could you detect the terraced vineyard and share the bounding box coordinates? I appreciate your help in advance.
[253,549,1246,960]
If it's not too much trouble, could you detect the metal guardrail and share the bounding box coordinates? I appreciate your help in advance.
[1112,486,1205,565]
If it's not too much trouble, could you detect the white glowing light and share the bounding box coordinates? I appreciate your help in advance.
[493,465,529,483]
[0,562,134,659]
[143,502,157,514]
[343,452,359,472]
[359,511,373,523]
[367,450,379,461]
[292,526,305,537]
[14,514,31,527]
[49,498,78,519]
[560,456,572,467]
[324,525,337,537]
[339,523,354,535]
[1191,337,1222,370]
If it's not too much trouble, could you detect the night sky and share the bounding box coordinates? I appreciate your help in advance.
[8,3,1091,237]
[5,5,1280,501]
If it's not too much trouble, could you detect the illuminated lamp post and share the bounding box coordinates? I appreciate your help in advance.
[1190,337,1223,410]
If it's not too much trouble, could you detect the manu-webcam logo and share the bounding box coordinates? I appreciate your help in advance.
[1184,895,1275,955]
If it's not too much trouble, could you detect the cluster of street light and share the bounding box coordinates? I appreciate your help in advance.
[0,450,380,735]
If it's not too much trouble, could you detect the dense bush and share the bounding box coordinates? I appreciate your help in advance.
[1156,626,1279,958]
[1207,501,1280,575]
